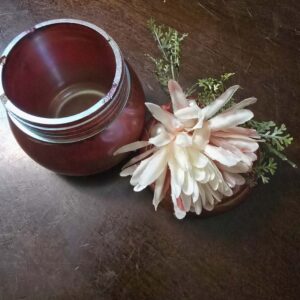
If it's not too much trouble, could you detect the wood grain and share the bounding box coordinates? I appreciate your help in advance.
[0,1,299,299]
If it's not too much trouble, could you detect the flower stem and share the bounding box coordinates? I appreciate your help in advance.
[185,82,198,97]
[266,144,297,168]
[170,56,175,80]
[153,30,169,62]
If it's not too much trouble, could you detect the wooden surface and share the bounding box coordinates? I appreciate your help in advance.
[0,1,300,299]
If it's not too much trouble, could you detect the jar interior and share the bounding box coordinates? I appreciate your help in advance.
[2,23,116,118]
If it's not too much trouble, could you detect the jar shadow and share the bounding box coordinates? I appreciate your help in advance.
[57,155,153,207]
[58,163,121,188]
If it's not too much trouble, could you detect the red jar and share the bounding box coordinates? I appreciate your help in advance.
[0,19,145,175]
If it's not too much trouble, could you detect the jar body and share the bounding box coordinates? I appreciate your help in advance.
[1,19,145,175]
[8,64,145,175]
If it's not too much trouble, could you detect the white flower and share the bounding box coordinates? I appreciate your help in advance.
[114,80,259,219]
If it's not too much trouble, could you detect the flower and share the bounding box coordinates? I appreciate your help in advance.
[114,80,259,219]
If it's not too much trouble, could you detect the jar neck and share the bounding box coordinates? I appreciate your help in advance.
[6,62,131,143]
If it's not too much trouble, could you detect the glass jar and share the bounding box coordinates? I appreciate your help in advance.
[0,19,145,175]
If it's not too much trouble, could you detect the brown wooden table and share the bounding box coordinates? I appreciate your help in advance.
[0,1,299,299]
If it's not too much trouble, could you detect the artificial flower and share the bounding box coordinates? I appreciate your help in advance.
[114,80,259,219]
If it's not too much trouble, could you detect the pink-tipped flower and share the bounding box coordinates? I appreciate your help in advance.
[114,80,259,219]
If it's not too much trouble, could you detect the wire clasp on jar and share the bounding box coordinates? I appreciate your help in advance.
[0,94,8,105]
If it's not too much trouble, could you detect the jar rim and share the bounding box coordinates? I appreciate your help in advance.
[0,18,123,126]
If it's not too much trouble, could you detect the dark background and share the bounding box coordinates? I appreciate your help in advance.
[0,1,299,299]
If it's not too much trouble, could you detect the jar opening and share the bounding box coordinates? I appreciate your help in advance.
[2,20,119,119]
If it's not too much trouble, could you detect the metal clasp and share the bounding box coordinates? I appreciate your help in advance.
[0,94,8,105]
[0,56,7,106]
[0,56,6,65]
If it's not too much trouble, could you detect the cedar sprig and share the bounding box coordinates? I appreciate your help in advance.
[147,19,188,89]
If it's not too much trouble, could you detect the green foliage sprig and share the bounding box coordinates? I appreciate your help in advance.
[186,73,235,110]
[251,121,294,152]
[147,20,296,184]
[147,19,188,89]
[247,120,296,183]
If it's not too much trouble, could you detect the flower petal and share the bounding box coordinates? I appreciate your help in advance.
[176,197,185,211]
[217,161,250,174]
[190,112,205,131]
[202,85,240,119]
[208,109,254,131]
[198,184,207,207]
[192,181,200,203]
[209,161,233,196]
[233,174,246,185]
[244,152,257,161]
[223,97,257,113]
[149,127,174,147]
[153,166,168,210]
[114,141,149,155]
[223,171,245,188]
[217,181,233,197]
[209,175,219,191]
[137,147,169,187]
[211,131,259,141]
[174,205,186,219]
[180,193,192,211]
[222,171,236,188]
[223,138,259,153]
[201,185,214,211]
[173,144,191,171]
[122,147,156,170]
[172,194,186,219]
[193,168,207,182]
[193,199,202,215]
[168,156,182,198]
[204,144,240,166]
[223,126,260,138]
[130,155,153,186]
[174,105,200,120]
[171,157,185,187]
[182,172,194,195]
[145,102,183,133]
[205,186,214,205]
[209,137,253,166]
[189,148,209,168]
[168,80,189,112]
[206,184,223,202]
[174,105,200,128]
[192,122,211,150]
[175,132,193,147]
[120,164,138,177]
[134,184,147,192]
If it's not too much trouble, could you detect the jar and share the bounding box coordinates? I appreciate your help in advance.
[0,19,145,176]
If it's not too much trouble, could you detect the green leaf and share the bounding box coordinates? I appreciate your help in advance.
[246,120,297,183]
[147,19,188,89]
[253,154,277,184]
[190,73,235,108]
[248,120,294,152]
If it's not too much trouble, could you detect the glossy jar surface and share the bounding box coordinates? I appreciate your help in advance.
[0,19,145,175]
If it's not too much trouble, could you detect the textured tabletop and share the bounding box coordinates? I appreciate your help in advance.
[0,1,299,299]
